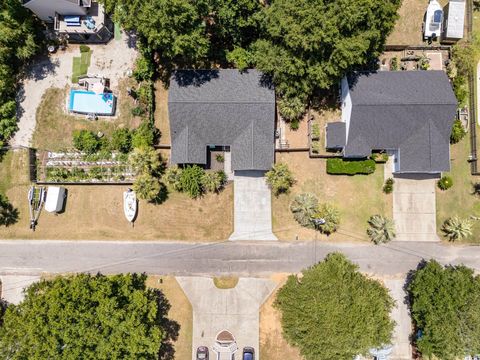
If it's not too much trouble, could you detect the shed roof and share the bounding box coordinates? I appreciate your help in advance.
[446,0,466,39]
[345,71,457,173]
[168,69,275,171]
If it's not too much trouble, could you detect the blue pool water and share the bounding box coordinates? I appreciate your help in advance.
[69,90,116,115]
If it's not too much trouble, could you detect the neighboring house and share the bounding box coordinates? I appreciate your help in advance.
[327,71,457,174]
[23,0,112,43]
[168,69,276,174]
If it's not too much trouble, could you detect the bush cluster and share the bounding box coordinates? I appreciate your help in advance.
[326,158,376,175]
[163,165,227,199]
[371,152,388,163]
[290,193,340,234]
[383,178,394,194]
[450,119,467,144]
[311,123,320,140]
[438,175,453,190]
[265,163,295,196]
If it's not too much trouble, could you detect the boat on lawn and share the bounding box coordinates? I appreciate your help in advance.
[123,188,137,223]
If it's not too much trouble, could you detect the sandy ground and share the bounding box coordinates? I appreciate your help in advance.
[12,33,137,148]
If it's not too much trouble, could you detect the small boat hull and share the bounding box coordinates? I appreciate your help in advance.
[123,190,137,223]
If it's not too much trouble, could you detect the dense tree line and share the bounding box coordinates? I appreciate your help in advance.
[0,273,177,359]
[99,0,400,120]
[0,0,43,147]
[409,260,480,359]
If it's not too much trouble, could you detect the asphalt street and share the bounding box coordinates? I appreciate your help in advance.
[0,239,477,277]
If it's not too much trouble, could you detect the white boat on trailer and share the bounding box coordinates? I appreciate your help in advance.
[424,0,443,39]
[123,189,137,224]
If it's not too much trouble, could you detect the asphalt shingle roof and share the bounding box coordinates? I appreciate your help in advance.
[326,122,346,149]
[168,69,275,171]
[345,71,457,173]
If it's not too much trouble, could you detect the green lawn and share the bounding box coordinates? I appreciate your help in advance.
[72,50,92,83]
[436,136,480,243]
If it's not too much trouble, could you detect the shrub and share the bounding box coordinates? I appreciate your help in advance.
[265,163,295,196]
[226,47,254,70]
[278,95,306,122]
[89,166,105,180]
[311,123,320,140]
[371,152,388,163]
[450,119,467,144]
[79,45,90,53]
[290,193,318,228]
[163,166,183,191]
[276,253,395,360]
[311,140,320,154]
[215,154,224,163]
[137,82,153,107]
[111,128,132,153]
[442,216,473,241]
[438,175,453,190]
[133,55,154,82]
[326,158,376,175]
[72,130,101,154]
[313,203,340,234]
[202,170,227,193]
[132,121,157,148]
[128,147,162,175]
[131,106,146,117]
[367,215,395,244]
[383,178,394,194]
[453,75,468,107]
[133,172,162,201]
[179,165,205,198]
[390,57,398,71]
[472,182,480,195]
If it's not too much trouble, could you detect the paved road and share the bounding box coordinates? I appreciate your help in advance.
[0,240,478,278]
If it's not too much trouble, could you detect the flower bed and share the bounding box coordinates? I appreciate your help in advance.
[326,158,376,175]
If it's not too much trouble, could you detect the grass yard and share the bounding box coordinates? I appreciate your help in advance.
[0,149,233,241]
[260,274,303,360]
[155,80,171,145]
[72,50,92,83]
[146,276,193,360]
[32,78,140,151]
[436,136,480,243]
[386,0,448,46]
[272,152,391,241]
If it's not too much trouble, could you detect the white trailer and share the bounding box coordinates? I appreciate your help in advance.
[45,186,66,213]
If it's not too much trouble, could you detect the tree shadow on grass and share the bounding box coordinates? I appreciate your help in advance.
[154,289,180,360]
[0,195,19,227]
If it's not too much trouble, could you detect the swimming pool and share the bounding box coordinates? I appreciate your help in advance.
[69,90,116,116]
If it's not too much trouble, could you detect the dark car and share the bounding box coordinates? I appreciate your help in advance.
[242,347,255,360]
[196,346,209,360]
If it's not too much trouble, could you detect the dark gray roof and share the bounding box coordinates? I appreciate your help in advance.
[326,122,346,149]
[344,71,457,173]
[168,69,275,171]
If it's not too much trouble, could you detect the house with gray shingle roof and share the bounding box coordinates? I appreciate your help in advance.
[168,69,275,171]
[327,71,457,173]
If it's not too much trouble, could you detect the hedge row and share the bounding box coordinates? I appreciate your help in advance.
[326,158,376,175]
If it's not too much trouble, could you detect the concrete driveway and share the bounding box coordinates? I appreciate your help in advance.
[393,174,439,242]
[384,279,412,360]
[1,274,40,304]
[177,277,276,360]
[229,171,277,241]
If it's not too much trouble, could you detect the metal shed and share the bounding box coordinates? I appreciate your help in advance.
[445,0,466,39]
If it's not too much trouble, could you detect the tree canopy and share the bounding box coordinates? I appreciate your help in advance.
[0,273,177,359]
[253,0,401,119]
[0,0,43,147]
[408,260,480,359]
[275,253,394,360]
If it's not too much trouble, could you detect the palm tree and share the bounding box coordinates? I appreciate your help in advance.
[290,193,318,227]
[442,216,473,241]
[265,163,295,196]
[128,147,162,175]
[132,173,161,201]
[367,215,396,244]
[314,203,340,234]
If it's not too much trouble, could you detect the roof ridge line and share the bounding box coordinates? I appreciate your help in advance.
[169,101,274,104]
[353,103,457,106]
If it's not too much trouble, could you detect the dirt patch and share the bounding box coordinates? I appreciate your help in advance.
[155,81,171,145]
[260,274,303,360]
[213,276,239,289]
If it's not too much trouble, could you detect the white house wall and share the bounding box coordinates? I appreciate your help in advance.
[24,0,86,22]
[341,77,352,141]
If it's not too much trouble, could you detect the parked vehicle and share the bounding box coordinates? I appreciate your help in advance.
[196,346,209,360]
[242,347,254,360]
